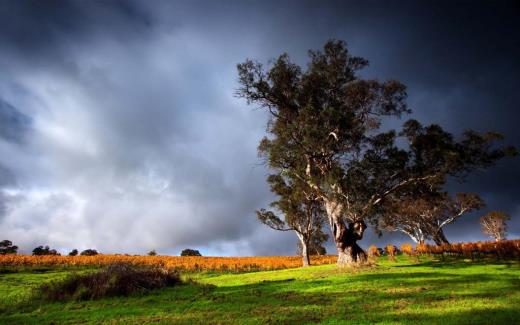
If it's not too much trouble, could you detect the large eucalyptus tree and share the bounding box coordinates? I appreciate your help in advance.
[238,40,516,265]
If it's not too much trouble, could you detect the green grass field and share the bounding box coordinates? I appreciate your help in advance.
[1,256,519,324]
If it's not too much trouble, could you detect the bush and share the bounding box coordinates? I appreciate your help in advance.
[68,249,78,256]
[180,249,201,256]
[401,243,414,256]
[80,249,98,256]
[148,250,157,256]
[385,245,397,256]
[385,245,398,261]
[368,245,380,257]
[39,263,182,301]
[0,240,18,255]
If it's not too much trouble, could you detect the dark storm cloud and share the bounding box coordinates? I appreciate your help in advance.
[0,0,517,255]
[0,99,31,143]
[0,1,151,55]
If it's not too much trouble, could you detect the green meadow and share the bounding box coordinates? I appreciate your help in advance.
[1,256,519,324]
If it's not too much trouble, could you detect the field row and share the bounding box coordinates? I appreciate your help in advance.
[379,239,520,259]
[0,254,337,272]
[2,240,517,272]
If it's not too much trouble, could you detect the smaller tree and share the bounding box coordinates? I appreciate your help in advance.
[257,174,328,267]
[68,249,78,256]
[297,227,328,256]
[148,250,157,256]
[0,240,18,255]
[180,249,201,256]
[480,211,510,241]
[80,249,98,256]
[380,191,484,245]
[32,246,60,256]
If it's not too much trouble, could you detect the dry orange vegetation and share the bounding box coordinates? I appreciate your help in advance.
[413,239,520,259]
[2,240,518,271]
[0,254,337,272]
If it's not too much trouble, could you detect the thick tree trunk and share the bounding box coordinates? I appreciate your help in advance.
[433,228,450,246]
[324,199,367,265]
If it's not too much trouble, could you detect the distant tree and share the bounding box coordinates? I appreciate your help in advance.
[238,40,516,265]
[480,211,510,241]
[32,246,60,256]
[0,240,18,255]
[257,173,328,266]
[80,249,98,256]
[180,249,201,256]
[68,249,78,256]
[380,191,484,245]
[148,250,157,256]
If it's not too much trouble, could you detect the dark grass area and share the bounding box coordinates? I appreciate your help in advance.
[38,263,182,301]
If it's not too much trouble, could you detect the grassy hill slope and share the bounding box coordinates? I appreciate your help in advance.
[1,256,519,324]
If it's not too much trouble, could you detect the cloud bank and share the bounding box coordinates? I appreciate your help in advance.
[0,1,518,255]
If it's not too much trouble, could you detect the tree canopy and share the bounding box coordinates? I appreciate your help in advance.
[238,40,516,265]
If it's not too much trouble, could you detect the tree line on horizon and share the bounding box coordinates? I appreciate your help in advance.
[0,241,205,258]
[237,40,517,266]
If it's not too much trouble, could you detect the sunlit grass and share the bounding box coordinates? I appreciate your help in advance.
[1,256,518,324]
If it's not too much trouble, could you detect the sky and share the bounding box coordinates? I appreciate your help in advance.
[0,0,518,256]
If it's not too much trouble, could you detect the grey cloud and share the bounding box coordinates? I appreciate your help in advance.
[0,99,31,144]
[0,1,518,255]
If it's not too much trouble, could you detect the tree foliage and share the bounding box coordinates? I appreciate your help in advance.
[180,249,201,256]
[238,39,516,264]
[32,245,60,256]
[0,240,18,255]
[80,249,99,256]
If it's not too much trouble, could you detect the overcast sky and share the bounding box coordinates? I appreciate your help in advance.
[0,0,518,256]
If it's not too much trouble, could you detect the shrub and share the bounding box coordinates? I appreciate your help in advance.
[148,250,157,256]
[180,249,201,256]
[68,249,78,256]
[385,245,397,256]
[80,249,98,256]
[401,243,414,256]
[386,245,397,261]
[39,263,181,301]
[0,240,18,255]
[368,245,380,257]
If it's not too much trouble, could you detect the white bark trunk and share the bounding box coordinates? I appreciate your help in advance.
[295,232,310,267]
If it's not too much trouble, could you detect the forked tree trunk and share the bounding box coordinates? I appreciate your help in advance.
[324,199,367,265]
[433,228,450,246]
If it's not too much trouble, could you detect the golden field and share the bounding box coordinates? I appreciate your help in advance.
[0,254,337,272]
